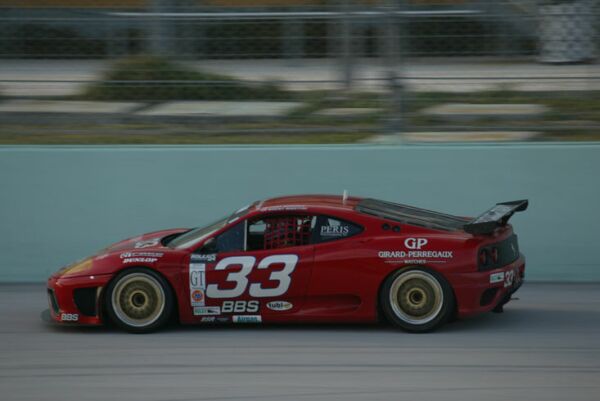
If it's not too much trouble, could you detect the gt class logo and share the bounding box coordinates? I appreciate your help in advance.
[206,254,298,299]
[404,238,428,250]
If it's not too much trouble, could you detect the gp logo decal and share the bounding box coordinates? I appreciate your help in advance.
[378,238,453,264]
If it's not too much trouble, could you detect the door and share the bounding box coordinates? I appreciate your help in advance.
[188,214,315,323]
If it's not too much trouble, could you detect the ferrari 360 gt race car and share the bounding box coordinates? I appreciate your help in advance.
[47,195,527,333]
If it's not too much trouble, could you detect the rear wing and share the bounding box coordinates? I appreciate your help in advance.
[464,200,528,235]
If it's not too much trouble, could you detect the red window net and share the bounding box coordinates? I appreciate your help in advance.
[263,216,312,250]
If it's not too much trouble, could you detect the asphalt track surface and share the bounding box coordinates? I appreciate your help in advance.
[1,283,599,401]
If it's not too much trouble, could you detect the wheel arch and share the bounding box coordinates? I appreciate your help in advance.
[376,264,457,324]
[98,265,180,325]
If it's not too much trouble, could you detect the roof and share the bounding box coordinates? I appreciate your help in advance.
[258,194,362,212]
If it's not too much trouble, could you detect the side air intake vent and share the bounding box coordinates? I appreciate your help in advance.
[73,287,98,317]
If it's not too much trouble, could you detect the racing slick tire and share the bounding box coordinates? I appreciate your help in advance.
[105,268,174,333]
[380,267,455,333]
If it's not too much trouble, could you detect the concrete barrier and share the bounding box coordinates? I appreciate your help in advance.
[1,144,598,282]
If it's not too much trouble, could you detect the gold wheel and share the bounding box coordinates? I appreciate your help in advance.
[389,270,444,325]
[111,273,165,328]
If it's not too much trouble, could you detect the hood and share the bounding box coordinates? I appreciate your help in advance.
[51,228,189,279]
[102,228,189,253]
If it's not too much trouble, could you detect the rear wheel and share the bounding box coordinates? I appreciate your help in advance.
[380,267,454,333]
[105,268,173,333]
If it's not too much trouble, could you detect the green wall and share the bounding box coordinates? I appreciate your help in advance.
[0,144,598,282]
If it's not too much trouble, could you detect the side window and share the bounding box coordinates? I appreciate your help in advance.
[215,221,245,253]
[247,215,316,251]
[314,216,362,243]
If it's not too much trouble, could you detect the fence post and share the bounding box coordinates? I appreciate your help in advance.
[380,0,404,138]
[149,0,169,56]
[283,18,304,61]
[339,0,354,91]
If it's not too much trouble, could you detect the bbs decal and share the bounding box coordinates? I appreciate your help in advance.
[60,313,79,322]
[206,254,298,299]
[222,300,259,313]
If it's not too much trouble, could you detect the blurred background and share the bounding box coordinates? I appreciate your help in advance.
[0,0,598,144]
[0,1,599,282]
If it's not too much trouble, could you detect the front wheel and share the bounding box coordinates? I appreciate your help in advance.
[380,267,454,333]
[105,268,173,333]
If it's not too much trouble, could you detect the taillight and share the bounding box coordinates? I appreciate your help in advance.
[479,249,489,266]
[491,247,499,263]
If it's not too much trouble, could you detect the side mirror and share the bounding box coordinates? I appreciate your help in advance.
[201,237,217,253]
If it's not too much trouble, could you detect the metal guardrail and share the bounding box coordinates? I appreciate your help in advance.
[108,10,483,19]
[0,1,598,140]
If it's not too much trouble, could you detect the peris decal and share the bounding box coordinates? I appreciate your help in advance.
[320,225,349,237]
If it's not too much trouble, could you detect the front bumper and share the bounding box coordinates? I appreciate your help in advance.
[46,273,112,325]
[449,254,526,319]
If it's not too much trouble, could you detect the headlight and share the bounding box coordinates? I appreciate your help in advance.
[58,257,93,277]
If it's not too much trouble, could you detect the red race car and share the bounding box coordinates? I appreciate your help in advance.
[46,195,527,333]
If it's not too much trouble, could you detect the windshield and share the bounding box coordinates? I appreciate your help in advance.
[167,203,255,249]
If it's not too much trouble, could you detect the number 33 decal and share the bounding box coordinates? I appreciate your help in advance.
[206,254,298,298]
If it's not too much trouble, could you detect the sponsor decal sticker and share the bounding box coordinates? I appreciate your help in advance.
[191,289,205,304]
[266,301,293,311]
[232,315,262,323]
[221,300,259,313]
[490,272,505,284]
[260,205,307,212]
[378,250,453,259]
[120,251,163,263]
[189,263,206,306]
[193,306,221,316]
[121,252,163,259]
[404,238,428,250]
[200,317,216,323]
[134,238,160,249]
[320,225,349,237]
[378,238,453,264]
[122,257,159,264]
[191,253,216,263]
[60,313,79,322]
